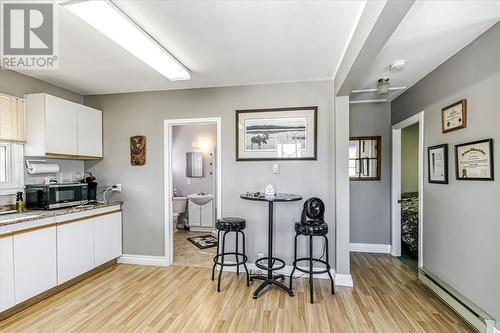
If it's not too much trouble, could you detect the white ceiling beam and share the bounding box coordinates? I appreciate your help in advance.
[334,0,415,97]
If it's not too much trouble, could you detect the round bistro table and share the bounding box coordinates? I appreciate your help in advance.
[240,192,302,299]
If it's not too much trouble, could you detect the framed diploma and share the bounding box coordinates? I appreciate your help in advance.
[428,144,448,184]
[455,139,494,181]
[442,99,467,133]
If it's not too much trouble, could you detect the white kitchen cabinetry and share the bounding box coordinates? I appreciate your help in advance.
[77,104,103,158]
[13,226,57,304]
[94,212,122,267]
[188,201,213,228]
[57,219,95,284]
[25,93,102,159]
[0,237,15,312]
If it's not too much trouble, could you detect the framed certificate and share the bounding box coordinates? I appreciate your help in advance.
[455,139,494,181]
[428,144,448,184]
[442,99,467,133]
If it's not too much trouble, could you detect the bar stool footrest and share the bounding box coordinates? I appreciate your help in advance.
[213,252,248,266]
[293,258,331,274]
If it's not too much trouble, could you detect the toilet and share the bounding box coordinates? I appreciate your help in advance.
[172,196,188,230]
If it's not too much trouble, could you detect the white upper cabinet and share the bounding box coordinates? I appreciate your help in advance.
[25,93,103,159]
[44,94,78,156]
[77,105,102,158]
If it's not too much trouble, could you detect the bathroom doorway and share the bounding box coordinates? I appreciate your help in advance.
[163,117,222,268]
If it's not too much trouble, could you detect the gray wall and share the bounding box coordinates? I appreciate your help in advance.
[349,102,391,245]
[0,70,83,206]
[392,23,500,327]
[84,81,336,266]
[401,123,419,193]
[172,124,216,197]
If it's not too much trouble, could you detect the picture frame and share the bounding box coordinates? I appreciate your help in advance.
[442,99,467,133]
[427,144,448,184]
[455,139,494,181]
[235,106,317,161]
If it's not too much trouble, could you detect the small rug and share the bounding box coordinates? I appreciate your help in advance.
[187,234,218,249]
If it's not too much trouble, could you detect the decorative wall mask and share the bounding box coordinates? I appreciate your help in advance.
[130,135,146,166]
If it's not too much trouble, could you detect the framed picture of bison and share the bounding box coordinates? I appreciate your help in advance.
[235,106,317,161]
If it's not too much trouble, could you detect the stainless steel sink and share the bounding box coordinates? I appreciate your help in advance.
[187,194,214,205]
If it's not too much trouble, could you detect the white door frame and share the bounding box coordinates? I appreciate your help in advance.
[163,117,222,266]
[391,111,424,268]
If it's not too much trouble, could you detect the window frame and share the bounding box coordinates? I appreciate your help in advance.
[349,136,381,181]
[0,142,24,195]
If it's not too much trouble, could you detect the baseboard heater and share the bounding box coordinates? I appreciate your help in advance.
[418,268,496,333]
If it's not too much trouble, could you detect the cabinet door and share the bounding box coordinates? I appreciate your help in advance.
[0,237,15,312]
[188,202,201,226]
[14,226,57,304]
[95,212,122,267]
[200,202,213,227]
[77,105,102,157]
[44,94,78,155]
[57,220,95,284]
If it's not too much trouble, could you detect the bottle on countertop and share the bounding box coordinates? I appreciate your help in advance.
[15,192,25,213]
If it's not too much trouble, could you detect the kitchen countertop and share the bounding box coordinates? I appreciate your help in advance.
[0,201,122,227]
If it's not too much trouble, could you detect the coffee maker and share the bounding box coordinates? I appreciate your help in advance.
[81,172,98,201]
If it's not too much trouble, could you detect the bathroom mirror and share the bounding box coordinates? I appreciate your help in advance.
[186,152,203,177]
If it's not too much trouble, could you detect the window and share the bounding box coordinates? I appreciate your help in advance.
[0,143,24,194]
[0,94,25,194]
[349,136,381,181]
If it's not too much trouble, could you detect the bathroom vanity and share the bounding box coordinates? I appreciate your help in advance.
[187,194,213,231]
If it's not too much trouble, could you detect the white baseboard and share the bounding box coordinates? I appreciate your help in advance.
[350,242,391,254]
[219,262,353,287]
[492,327,500,333]
[118,254,167,266]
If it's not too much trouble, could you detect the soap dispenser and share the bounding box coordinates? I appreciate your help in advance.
[15,192,25,213]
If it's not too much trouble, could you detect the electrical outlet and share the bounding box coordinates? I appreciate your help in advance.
[272,163,280,174]
[112,184,122,192]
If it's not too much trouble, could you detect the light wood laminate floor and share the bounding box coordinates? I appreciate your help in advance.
[173,229,217,268]
[0,253,473,332]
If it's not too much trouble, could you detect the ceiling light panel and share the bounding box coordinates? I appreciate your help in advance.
[63,0,190,81]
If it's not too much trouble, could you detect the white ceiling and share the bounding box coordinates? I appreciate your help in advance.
[350,0,500,103]
[17,1,365,95]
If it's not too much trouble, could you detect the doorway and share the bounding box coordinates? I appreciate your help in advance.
[391,112,424,270]
[164,117,222,267]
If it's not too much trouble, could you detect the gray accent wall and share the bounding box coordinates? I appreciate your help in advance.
[349,102,391,245]
[172,124,216,197]
[84,81,337,268]
[392,23,500,327]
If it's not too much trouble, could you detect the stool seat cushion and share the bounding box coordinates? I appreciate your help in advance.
[216,217,246,231]
[295,221,328,236]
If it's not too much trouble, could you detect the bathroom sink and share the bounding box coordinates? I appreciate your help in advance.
[187,194,214,205]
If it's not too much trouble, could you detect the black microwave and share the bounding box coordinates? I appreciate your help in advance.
[25,183,88,210]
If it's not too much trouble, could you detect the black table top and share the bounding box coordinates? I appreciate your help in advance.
[240,192,302,202]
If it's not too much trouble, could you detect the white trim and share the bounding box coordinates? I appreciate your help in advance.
[492,327,500,333]
[220,263,353,287]
[118,254,167,266]
[391,112,424,268]
[163,117,222,267]
[349,243,391,254]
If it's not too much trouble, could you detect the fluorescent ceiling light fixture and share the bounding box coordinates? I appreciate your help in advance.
[63,0,190,81]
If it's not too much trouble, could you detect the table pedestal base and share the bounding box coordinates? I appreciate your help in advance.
[250,275,294,298]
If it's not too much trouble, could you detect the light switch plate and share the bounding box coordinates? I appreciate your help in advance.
[186,178,191,184]
[272,163,280,174]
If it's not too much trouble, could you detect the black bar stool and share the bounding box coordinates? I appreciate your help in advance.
[211,217,250,292]
[289,198,335,303]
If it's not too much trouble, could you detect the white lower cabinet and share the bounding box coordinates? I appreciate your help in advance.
[188,201,201,226]
[13,226,57,304]
[57,220,95,284]
[94,212,122,267]
[188,201,213,228]
[0,237,15,311]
